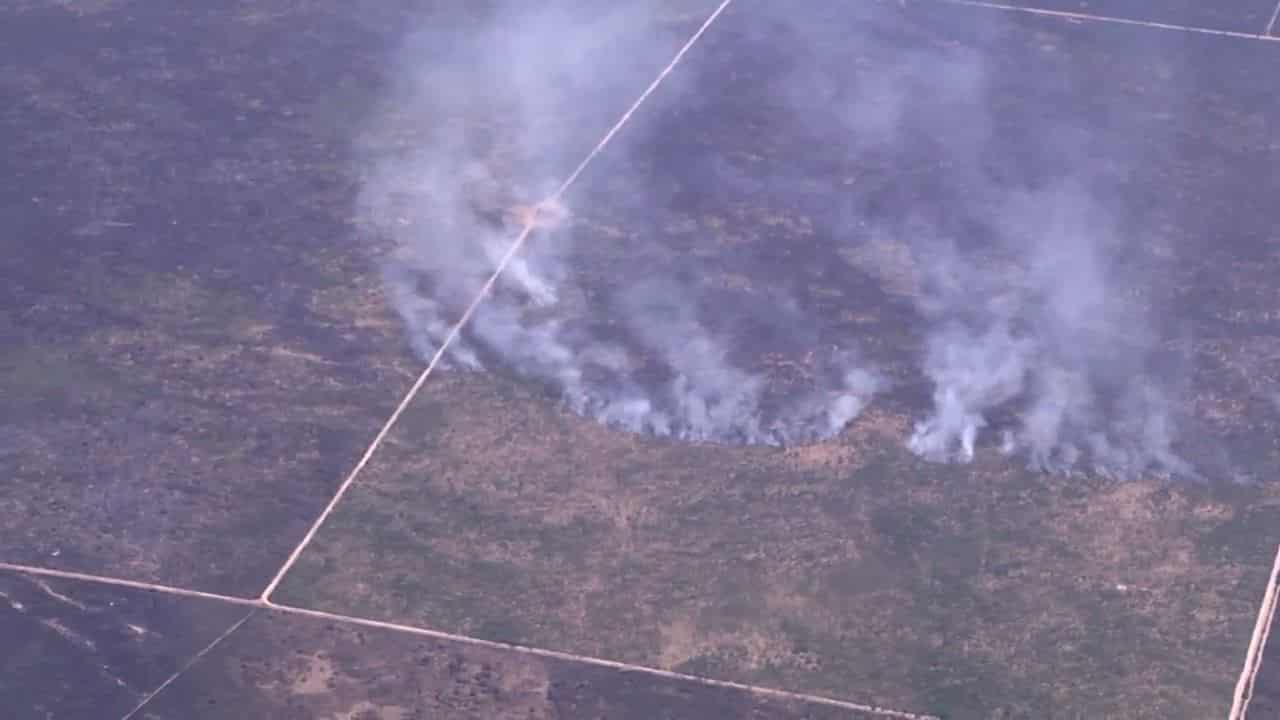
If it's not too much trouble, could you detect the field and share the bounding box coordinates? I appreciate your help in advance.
[2,1,1278,718]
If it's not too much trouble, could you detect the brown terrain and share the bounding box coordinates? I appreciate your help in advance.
[1,0,1278,719]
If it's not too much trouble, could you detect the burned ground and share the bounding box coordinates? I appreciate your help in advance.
[0,574,249,719]
[2,0,1278,719]
[981,0,1280,34]
[1252,627,1280,718]
[0,576,875,720]
[0,0,715,595]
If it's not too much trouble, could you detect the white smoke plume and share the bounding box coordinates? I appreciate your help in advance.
[905,183,1197,479]
[751,2,1199,479]
[357,1,883,447]
[361,0,1199,475]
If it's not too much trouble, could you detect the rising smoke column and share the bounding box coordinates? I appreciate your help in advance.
[905,183,1197,479]
[361,1,1196,470]
[357,2,883,447]
[753,1,1199,478]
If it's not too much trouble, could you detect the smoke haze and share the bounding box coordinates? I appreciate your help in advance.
[756,3,1197,478]
[356,1,883,447]
[361,1,1200,477]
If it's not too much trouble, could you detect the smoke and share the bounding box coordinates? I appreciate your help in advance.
[762,3,1197,479]
[357,2,882,447]
[361,1,1199,476]
[905,183,1196,479]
